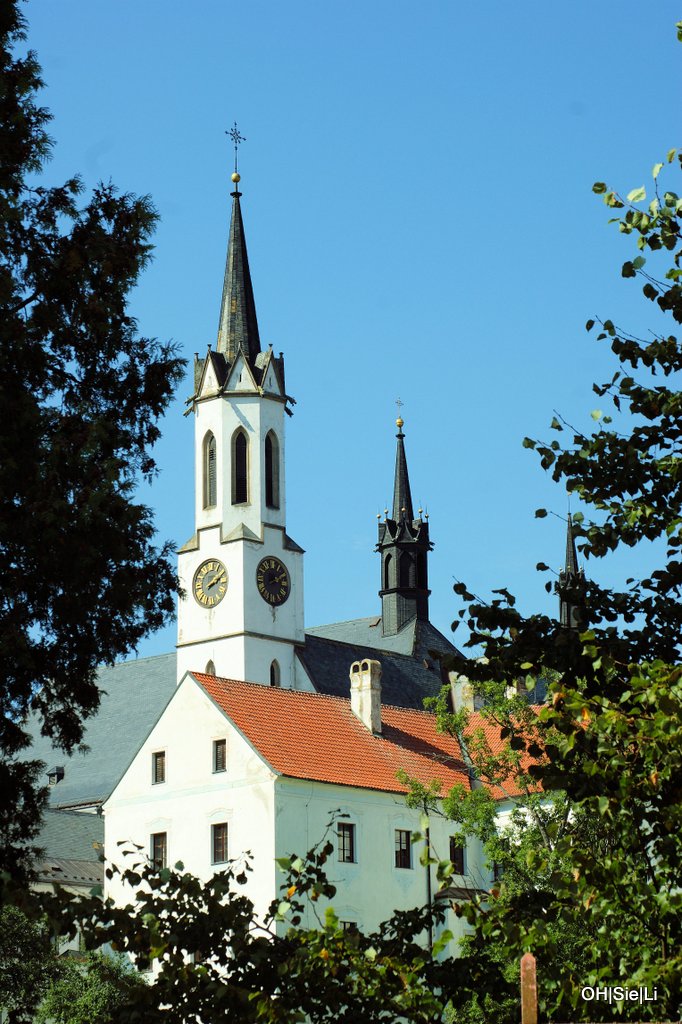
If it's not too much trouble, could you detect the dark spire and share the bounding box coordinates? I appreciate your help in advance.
[559,513,585,629]
[377,417,433,637]
[564,513,579,577]
[216,184,261,365]
[392,419,414,521]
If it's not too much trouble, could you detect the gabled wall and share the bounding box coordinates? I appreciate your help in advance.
[104,675,277,924]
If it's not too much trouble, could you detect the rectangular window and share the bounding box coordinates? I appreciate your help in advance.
[394,829,411,869]
[213,738,226,773]
[152,751,166,785]
[212,822,228,864]
[449,836,466,875]
[340,920,358,934]
[150,832,167,870]
[337,822,356,863]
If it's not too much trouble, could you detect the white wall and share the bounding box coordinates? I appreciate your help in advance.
[104,677,485,954]
[104,676,278,926]
[273,778,480,952]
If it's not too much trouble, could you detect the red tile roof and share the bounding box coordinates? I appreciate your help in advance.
[192,674,470,796]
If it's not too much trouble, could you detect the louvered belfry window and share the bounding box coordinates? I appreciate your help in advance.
[204,433,217,509]
[232,430,248,505]
[265,431,280,509]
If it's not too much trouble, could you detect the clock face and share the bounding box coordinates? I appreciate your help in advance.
[193,559,228,608]
[256,557,291,606]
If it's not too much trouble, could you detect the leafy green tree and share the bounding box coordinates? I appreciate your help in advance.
[36,951,147,1024]
[39,831,465,1024]
[0,905,57,1023]
[434,142,682,1020]
[0,2,184,878]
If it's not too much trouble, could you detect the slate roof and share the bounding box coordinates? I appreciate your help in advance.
[300,617,458,709]
[194,673,470,795]
[36,858,103,887]
[23,652,176,809]
[37,809,103,860]
[306,616,458,660]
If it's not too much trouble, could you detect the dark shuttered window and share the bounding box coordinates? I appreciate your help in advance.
[212,823,228,864]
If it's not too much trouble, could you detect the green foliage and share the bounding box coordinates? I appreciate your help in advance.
[0,905,57,1022]
[0,1,185,877]
[36,951,146,1024]
[435,147,682,1020]
[36,829,467,1023]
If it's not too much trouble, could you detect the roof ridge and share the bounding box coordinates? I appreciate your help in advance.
[306,616,379,630]
[192,673,439,717]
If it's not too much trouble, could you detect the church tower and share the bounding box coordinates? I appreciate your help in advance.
[558,513,585,630]
[177,170,305,687]
[376,418,433,636]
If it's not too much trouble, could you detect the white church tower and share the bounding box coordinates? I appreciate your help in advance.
[177,168,305,688]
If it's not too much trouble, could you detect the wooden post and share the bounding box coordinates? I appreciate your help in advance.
[520,952,538,1024]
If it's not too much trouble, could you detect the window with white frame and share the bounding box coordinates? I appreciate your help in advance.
[152,750,166,785]
[150,832,167,870]
[212,822,228,864]
[394,829,411,869]
[337,822,356,863]
[213,738,226,773]
[449,835,466,875]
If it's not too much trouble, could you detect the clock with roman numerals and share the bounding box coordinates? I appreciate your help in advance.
[256,556,290,606]
[193,559,228,607]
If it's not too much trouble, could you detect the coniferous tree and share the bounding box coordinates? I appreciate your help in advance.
[0,2,185,879]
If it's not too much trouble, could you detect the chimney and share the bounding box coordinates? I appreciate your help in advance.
[350,659,382,734]
[448,671,475,713]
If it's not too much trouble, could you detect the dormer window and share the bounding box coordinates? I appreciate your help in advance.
[47,766,64,786]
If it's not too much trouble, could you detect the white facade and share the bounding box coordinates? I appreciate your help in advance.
[104,675,483,947]
[177,347,305,688]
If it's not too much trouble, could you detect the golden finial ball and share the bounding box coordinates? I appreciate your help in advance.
[231,172,241,183]
[396,417,404,428]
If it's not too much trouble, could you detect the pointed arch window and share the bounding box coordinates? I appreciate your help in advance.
[399,551,415,589]
[203,432,217,509]
[384,553,393,591]
[417,552,427,589]
[265,431,280,510]
[231,429,249,505]
[270,660,281,687]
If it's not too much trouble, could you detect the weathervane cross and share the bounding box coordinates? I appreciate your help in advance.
[395,397,404,416]
[227,122,246,174]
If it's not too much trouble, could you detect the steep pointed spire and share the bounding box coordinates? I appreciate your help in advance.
[564,513,579,577]
[216,181,261,365]
[392,418,414,521]
[377,416,433,637]
[559,513,585,629]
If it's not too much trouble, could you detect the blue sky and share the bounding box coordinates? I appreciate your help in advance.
[24,1,681,658]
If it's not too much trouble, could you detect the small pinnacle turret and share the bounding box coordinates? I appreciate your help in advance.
[377,418,433,637]
[558,513,586,629]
